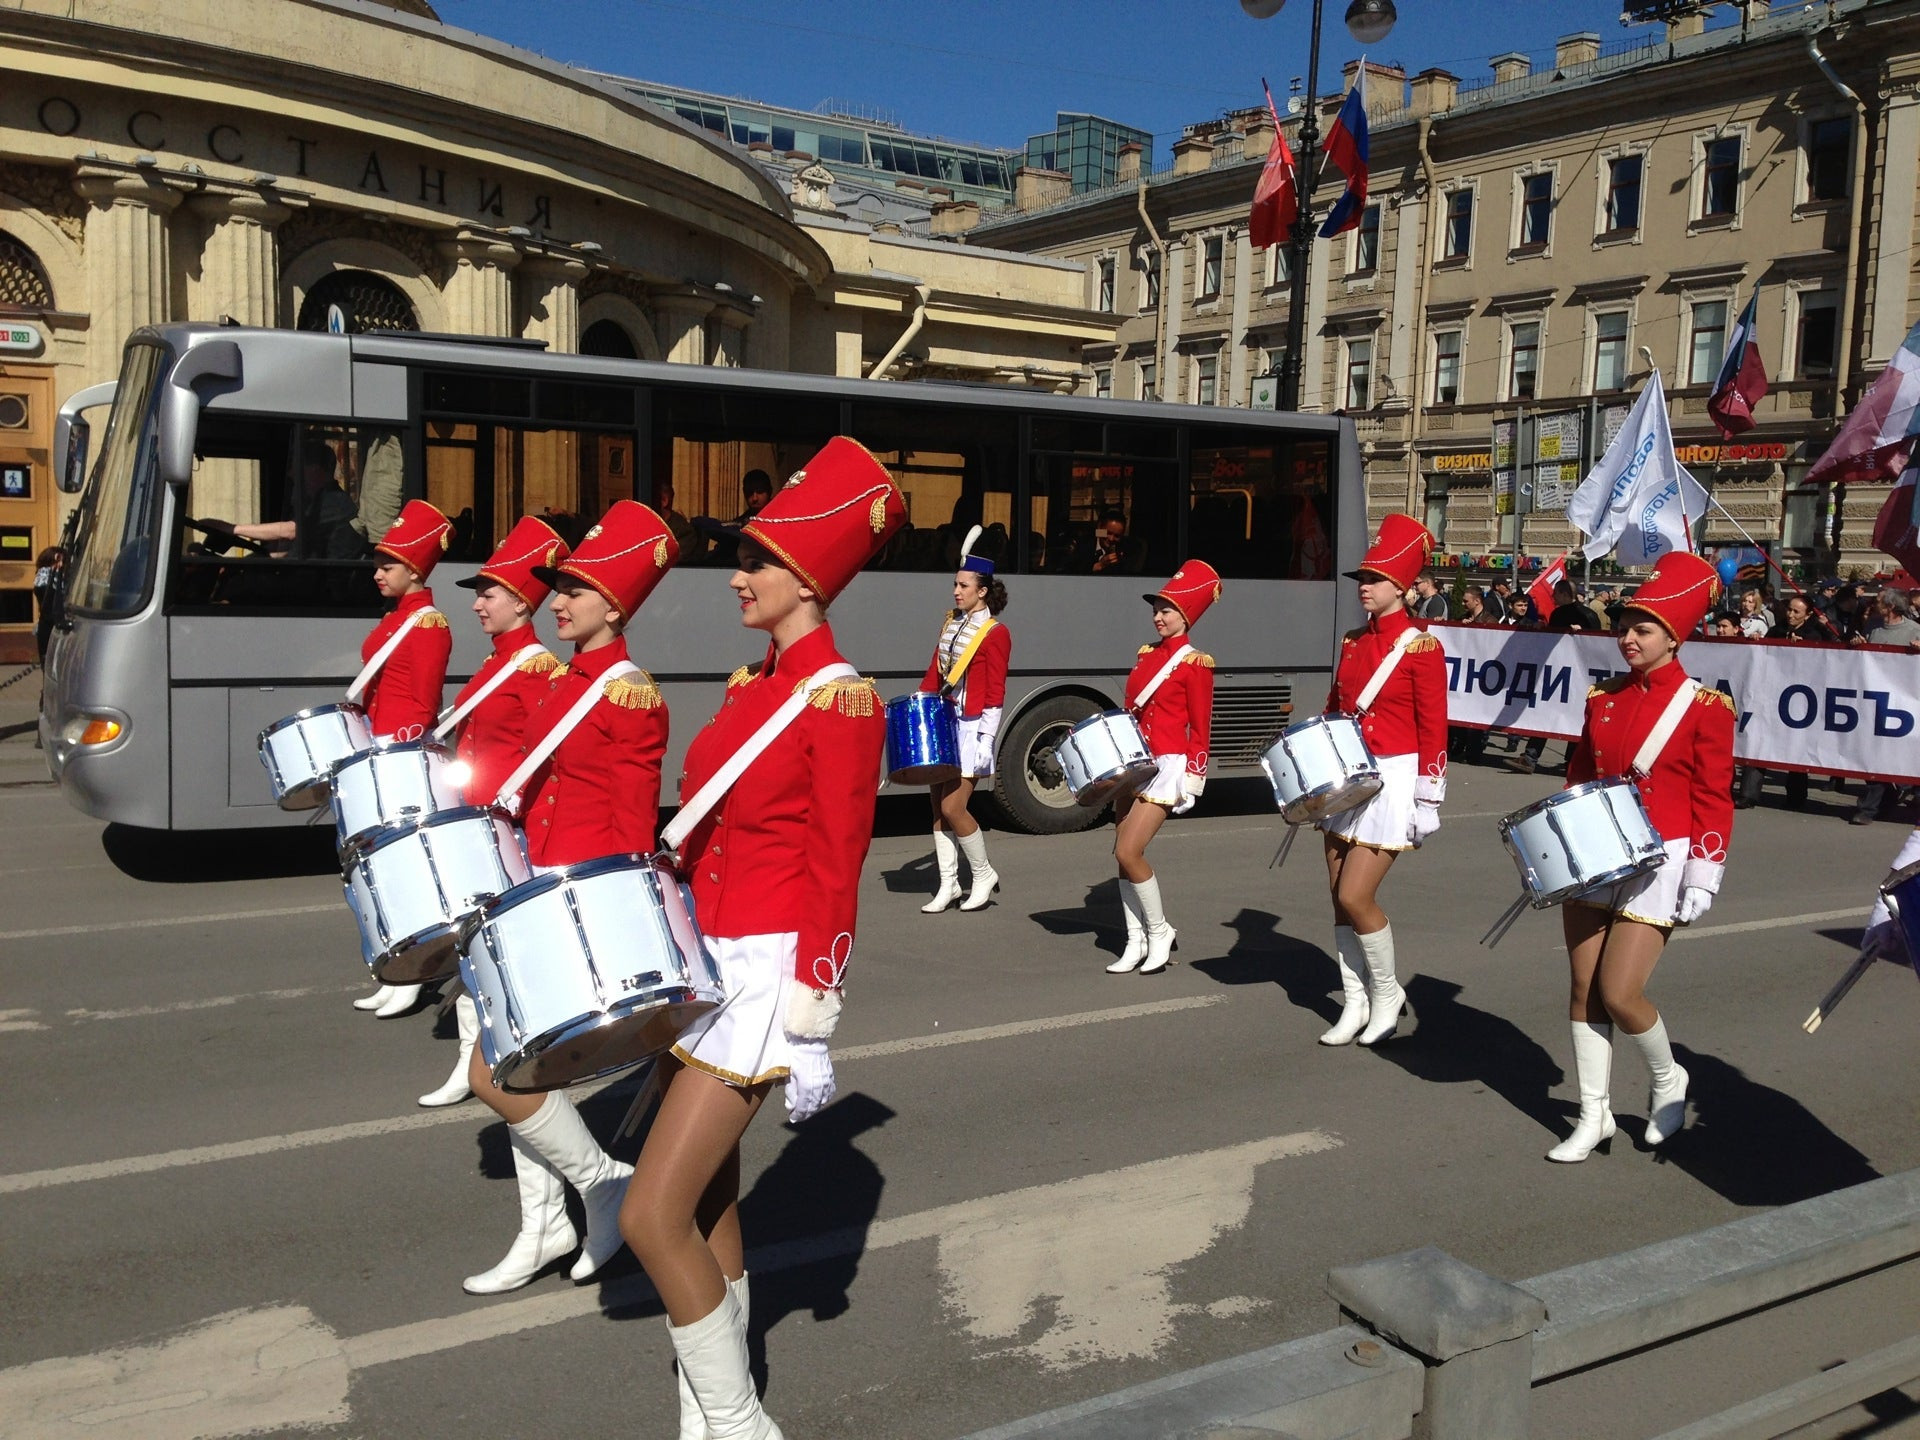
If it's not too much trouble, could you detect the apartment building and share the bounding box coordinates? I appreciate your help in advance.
[970,0,1920,574]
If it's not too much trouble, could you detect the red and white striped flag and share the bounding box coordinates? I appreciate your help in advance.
[1807,318,1920,485]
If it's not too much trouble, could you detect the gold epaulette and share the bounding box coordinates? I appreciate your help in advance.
[1343,625,1368,643]
[726,665,755,689]
[517,650,560,675]
[1587,674,1633,699]
[806,676,879,717]
[415,611,449,630]
[1184,650,1215,668]
[1137,643,1155,657]
[1406,634,1442,654]
[551,665,570,680]
[1695,686,1736,712]
[605,671,663,710]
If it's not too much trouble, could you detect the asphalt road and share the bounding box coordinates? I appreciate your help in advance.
[3,724,1919,1439]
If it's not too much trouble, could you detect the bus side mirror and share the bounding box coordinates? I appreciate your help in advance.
[53,380,118,494]
[158,340,242,484]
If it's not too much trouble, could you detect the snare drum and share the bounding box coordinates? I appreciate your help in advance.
[1260,714,1382,825]
[460,855,724,1092]
[885,693,961,786]
[1879,861,1920,977]
[343,806,529,984]
[1499,780,1667,907]
[331,740,464,856]
[1056,710,1156,808]
[258,703,372,810]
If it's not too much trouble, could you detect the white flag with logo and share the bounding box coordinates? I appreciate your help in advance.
[1566,371,1703,563]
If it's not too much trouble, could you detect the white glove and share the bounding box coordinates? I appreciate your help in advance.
[1171,794,1196,816]
[1409,802,1440,845]
[1677,886,1714,925]
[784,1040,837,1122]
[1172,771,1203,816]
[1863,918,1897,961]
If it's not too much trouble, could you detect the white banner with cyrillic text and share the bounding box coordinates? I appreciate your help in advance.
[1432,621,1920,782]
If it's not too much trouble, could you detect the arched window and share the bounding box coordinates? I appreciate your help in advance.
[296,269,418,334]
[0,231,54,310]
[581,318,638,359]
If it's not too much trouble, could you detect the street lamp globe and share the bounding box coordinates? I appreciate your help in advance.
[1240,0,1287,16]
[1344,0,1397,43]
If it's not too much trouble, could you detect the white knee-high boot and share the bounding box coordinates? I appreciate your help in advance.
[922,829,962,913]
[1547,1021,1616,1162]
[353,984,393,1012]
[374,983,422,1018]
[1319,926,1372,1046]
[418,992,478,1107]
[956,829,999,911]
[1354,925,1407,1045]
[463,1130,575,1294]
[1136,873,1177,975]
[1626,1015,1689,1145]
[679,1273,754,1439]
[515,1092,634,1281]
[668,1290,783,1440]
[1105,880,1147,973]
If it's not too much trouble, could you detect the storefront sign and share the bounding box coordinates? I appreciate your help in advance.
[0,323,43,355]
[1675,441,1793,465]
[1432,452,1491,472]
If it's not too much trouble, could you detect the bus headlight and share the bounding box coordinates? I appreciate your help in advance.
[61,711,126,747]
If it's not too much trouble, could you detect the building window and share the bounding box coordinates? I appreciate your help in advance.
[1702,136,1741,218]
[1266,243,1292,287]
[1353,204,1380,273]
[1807,117,1850,202]
[1604,155,1642,233]
[1097,258,1115,313]
[1594,312,1629,392]
[1199,235,1223,299]
[1141,256,1160,309]
[1797,292,1839,378]
[1195,354,1218,406]
[1444,189,1472,258]
[1689,299,1728,384]
[1139,360,1157,401]
[1345,338,1373,410]
[1520,173,1553,248]
[1508,321,1539,400]
[1095,365,1113,399]
[1432,329,1461,405]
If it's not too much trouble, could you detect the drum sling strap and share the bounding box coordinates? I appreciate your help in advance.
[660,662,860,856]
[1351,627,1420,715]
[491,659,640,813]
[346,608,441,704]
[432,642,549,740]
[1129,641,1193,712]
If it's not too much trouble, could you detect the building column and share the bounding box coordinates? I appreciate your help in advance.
[520,253,589,353]
[654,289,715,365]
[436,227,521,337]
[1228,228,1253,405]
[1868,78,1920,366]
[186,186,298,327]
[73,163,184,387]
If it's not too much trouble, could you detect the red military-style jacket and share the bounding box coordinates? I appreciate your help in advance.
[1566,657,1736,891]
[514,637,667,868]
[1325,606,1449,804]
[450,625,560,808]
[917,611,1010,718]
[678,623,884,991]
[360,589,451,742]
[1125,636,1214,781]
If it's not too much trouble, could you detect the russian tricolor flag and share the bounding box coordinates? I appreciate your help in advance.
[1708,290,1769,439]
[1317,67,1370,238]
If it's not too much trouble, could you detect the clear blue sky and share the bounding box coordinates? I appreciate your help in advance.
[434,0,1729,154]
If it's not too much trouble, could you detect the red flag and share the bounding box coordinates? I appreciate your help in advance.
[1872,464,1920,577]
[1707,291,1769,439]
[1249,83,1298,250]
[1807,318,1920,485]
[1528,551,1570,617]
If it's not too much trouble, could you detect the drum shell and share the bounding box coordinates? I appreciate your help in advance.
[258,703,371,810]
[1055,710,1156,808]
[1498,779,1666,907]
[332,740,463,857]
[885,693,961,786]
[343,806,529,983]
[1880,860,1920,979]
[1261,714,1382,825]
[460,855,725,1092]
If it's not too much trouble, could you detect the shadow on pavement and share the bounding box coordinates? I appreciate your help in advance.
[1189,907,1340,1028]
[1029,878,1123,957]
[1367,974,1571,1140]
[1652,1046,1880,1206]
[100,821,341,881]
[879,848,936,896]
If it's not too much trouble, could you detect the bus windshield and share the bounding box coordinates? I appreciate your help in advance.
[66,344,167,618]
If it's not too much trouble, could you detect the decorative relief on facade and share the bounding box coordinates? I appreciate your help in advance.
[276,206,451,288]
[0,231,55,307]
[0,162,86,245]
[789,163,839,214]
[580,269,656,322]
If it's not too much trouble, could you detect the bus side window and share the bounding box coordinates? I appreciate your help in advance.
[847,402,1017,574]
[651,388,838,565]
[1188,428,1335,580]
[1026,424,1177,578]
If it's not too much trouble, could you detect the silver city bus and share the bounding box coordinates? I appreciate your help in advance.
[42,325,1364,832]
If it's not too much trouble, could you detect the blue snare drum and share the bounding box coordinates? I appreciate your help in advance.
[885,693,962,786]
[1881,861,1920,979]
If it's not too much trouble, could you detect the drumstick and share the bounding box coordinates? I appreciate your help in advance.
[1802,948,1877,1034]
[617,1062,663,1141]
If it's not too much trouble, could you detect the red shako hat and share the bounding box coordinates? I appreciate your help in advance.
[533,501,677,618]
[375,499,453,579]
[738,436,907,602]
[1346,513,1434,591]
[456,516,569,609]
[1622,550,1723,643]
[1144,559,1224,629]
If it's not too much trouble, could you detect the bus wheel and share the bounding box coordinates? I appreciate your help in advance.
[989,694,1104,835]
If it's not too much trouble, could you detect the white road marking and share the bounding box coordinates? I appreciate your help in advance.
[1673,907,1869,942]
[62,985,365,1024]
[0,1132,1342,1436]
[0,1009,46,1033]
[0,903,337,942]
[0,997,1226,1194]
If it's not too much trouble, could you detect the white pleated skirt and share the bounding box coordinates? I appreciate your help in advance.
[670,931,796,1088]
[1318,753,1421,851]
[1570,837,1688,928]
[1135,753,1189,808]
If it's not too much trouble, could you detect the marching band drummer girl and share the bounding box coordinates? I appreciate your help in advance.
[351,499,454,1019]
[413,516,568,1109]
[622,439,904,1440]
[1316,515,1447,1048]
[917,525,1011,913]
[1548,550,1734,1163]
[1105,562,1220,977]
[460,501,676,1294]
